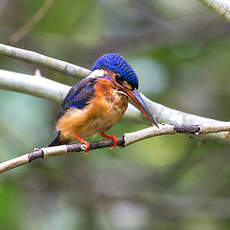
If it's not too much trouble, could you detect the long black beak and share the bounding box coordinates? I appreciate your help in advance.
[124,88,159,127]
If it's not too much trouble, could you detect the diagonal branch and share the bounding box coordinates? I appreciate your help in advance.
[198,0,230,22]
[0,43,90,78]
[0,124,230,174]
[2,123,230,175]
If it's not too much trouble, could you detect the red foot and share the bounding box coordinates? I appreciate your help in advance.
[101,132,118,150]
[76,133,90,155]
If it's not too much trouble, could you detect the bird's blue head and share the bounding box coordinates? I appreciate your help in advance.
[91,53,159,128]
[92,53,139,89]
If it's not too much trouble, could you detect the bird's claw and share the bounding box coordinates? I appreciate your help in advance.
[108,136,118,150]
[101,132,118,151]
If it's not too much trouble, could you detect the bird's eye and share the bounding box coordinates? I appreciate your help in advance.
[115,74,123,84]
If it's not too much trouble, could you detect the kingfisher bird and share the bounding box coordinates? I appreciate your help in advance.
[48,53,159,153]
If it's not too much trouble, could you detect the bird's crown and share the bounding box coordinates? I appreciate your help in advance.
[91,53,139,89]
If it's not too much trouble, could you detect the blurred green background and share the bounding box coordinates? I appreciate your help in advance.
[1,0,230,229]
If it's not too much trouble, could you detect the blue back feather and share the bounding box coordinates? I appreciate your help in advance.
[92,53,139,89]
[57,78,96,119]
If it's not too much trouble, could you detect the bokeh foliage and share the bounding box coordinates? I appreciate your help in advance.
[1,0,230,229]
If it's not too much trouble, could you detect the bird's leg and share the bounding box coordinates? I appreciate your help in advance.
[76,133,90,155]
[100,132,118,150]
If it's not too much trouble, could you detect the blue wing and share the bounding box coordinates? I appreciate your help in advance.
[57,77,97,120]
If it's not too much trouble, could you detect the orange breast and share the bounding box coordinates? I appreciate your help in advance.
[56,78,128,142]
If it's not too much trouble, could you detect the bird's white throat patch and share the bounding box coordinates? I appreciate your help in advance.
[87,69,105,78]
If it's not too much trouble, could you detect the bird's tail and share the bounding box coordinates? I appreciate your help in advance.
[48,131,68,147]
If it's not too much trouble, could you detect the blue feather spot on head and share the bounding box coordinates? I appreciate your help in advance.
[91,53,139,89]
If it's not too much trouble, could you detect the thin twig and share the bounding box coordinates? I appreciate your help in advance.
[10,0,55,44]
